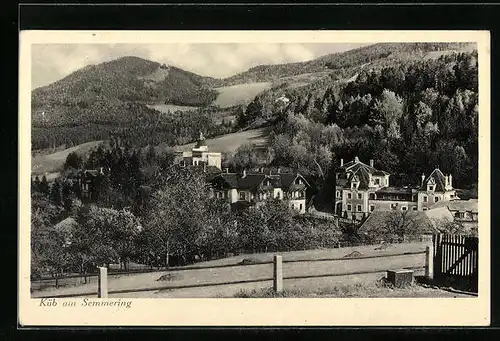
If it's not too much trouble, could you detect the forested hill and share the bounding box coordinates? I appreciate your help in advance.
[221,43,476,86]
[32,56,220,122]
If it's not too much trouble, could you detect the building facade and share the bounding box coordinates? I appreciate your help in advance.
[335,156,457,220]
[209,169,310,214]
[175,132,222,170]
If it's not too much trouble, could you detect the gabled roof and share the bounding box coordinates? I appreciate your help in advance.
[424,206,455,228]
[336,157,389,189]
[359,208,455,237]
[430,199,478,213]
[358,210,440,236]
[421,168,447,192]
[238,174,267,190]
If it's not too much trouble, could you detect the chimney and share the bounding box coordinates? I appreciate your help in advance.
[449,174,453,187]
[224,167,229,173]
[203,163,207,173]
[354,156,359,163]
[421,173,426,186]
[99,167,103,175]
[370,159,374,167]
[242,169,247,178]
[277,167,281,174]
[340,158,344,167]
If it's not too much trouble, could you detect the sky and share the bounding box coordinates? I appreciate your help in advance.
[31,43,369,89]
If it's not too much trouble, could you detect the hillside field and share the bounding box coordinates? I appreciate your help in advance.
[173,126,271,154]
[213,82,272,108]
[32,140,104,175]
[31,127,271,175]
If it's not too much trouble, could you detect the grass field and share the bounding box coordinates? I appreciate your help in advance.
[31,242,463,299]
[213,82,272,108]
[32,140,104,175]
[174,126,271,154]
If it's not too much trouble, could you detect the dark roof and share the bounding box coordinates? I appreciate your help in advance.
[430,199,478,213]
[210,172,309,191]
[358,210,440,236]
[238,174,267,190]
[421,168,447,192]
[373,170,390,176]
[336,177,349,187]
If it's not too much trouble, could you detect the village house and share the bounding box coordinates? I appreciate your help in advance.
[429,198,478,233]
[209,168,310,214]
[335,156,458,220]
[175,132,222,170]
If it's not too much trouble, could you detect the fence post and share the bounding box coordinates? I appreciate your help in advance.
[425,244,434,280]
[98,266,108,298]
[273,255,283,293]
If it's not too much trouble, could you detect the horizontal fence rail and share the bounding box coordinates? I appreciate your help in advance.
[33,250,427,284]
[33,250,428,299]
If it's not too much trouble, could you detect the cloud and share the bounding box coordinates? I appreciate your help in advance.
[31,43,367,89]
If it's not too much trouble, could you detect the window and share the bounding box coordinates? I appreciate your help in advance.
[423,207,428,211]
[347,193,352,199]
[370,205,375,212]
[239,191,246,200]
[277,192,281,199]
[351,183,356,189]
[369,193,375,200]
[401,206,407,211]
[299,204,303,211]
[434,197,439,203]
[265,180,271,186]
[336,191,340,198]
[412,207,417,211]
[374,178,380,185]
[357,205,362,212]
[297,178,303,184]
[423,196,428,202]
[357,193,363,200]
[428,185,434,191]
[391,203,397,210]
[347,204,352,211]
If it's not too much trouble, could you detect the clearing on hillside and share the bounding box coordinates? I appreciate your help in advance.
[32,140,104,175]
[174,127,271,154]
[213,82,272,108]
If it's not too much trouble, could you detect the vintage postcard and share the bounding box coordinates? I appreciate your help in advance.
[19,30,490,326]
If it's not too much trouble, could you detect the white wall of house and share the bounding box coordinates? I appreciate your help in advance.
[289,199,306,214]
[229,189,238,203]
[368,200,418,212]
[273,188,284,199]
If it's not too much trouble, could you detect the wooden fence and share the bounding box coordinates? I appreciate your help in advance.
[33,249,429,298]
[432,234,478,293]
